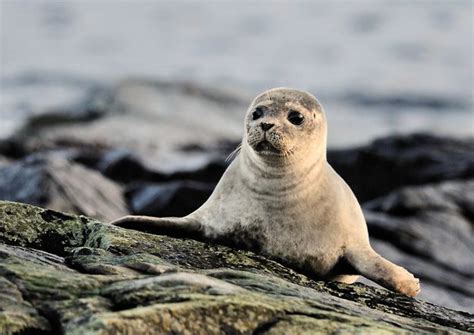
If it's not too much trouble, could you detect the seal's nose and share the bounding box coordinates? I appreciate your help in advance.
[260,122,274,131]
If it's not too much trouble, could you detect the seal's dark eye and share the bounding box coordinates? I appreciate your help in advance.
[252,107,264,120]
[288,111,304,125]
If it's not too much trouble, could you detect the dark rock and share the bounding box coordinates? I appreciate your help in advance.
[363,179,474,311]
[0,138,29,159]
[0,156,127,221]
[0,201,472,334]
[0,135,228,186]
[126,181,214,217]
[96,148,228,184]
[328,133,474,201]
[163,159,228,183]
[97,149,149,183]
[0,136,110,165]
[68,145,108,169]
[365,179,474,219]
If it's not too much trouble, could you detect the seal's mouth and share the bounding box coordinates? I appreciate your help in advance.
[255,140,280,154]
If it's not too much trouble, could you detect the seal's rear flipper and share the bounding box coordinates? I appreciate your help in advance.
[110,215,207,241]
[345,248,421,297]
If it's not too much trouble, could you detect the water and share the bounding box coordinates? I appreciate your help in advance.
[1,0,473,147]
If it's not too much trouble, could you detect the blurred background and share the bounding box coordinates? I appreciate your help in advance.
[1,1,472,147]
[0,1,473,312]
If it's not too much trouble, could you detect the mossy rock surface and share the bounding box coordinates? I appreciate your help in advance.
[0,201,472,334]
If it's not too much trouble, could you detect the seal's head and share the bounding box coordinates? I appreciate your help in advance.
[244,88,327,161]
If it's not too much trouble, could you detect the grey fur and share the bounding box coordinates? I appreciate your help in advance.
[112,88,420,297]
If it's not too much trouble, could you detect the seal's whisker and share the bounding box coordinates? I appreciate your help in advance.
[225,142,242,163]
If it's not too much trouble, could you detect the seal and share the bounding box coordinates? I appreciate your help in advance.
[111,88,421,297]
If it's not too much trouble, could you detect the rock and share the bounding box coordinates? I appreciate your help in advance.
[328,133,474,201]
[0,201,472,334]
[0,156,10,168]
[9,78,246,174]
[161,159,228,183]
[96,149,150,183]
[0,274,52,334]
[94,147,228,185]
[0,156,128,222]
[126,181,215,217]
[1,74,113,142]
[0,135,111,165]
[16,85,112,137]
[0,138,30,160]
[365,179,474,219]
[367,239,474,313]
[363,179,474,312]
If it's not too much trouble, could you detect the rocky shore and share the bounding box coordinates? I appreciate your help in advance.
[0,78,473,333]
[1,201,473,334]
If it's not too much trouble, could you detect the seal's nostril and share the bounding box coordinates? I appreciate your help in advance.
[260,123,274,131]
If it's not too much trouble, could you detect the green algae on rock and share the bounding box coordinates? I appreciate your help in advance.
[0,201,472,334]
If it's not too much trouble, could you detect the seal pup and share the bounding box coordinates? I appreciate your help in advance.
[111,88,421,297]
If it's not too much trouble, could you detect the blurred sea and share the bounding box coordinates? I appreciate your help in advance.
[1,0,473,147]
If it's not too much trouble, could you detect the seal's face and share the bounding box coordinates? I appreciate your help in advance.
[245,88,326,159]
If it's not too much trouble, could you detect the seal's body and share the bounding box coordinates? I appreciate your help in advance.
[112,88,420,296]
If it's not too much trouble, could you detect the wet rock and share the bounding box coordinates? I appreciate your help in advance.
[363,179,474,311]
[0,201,472,334]
[0,156,127,221]
[328,133,474,201]
[126,181,214,217]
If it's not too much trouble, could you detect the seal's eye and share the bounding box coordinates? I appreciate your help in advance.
[252,107,264,120]
[288,110,304,125]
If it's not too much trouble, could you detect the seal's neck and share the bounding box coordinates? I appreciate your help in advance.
[238,144,326,195]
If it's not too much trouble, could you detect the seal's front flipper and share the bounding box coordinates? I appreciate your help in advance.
[346,248,421,297]
[110,215,207,241]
